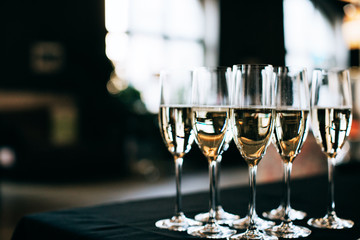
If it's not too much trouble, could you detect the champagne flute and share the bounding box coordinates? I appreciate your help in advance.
[230,64,277,240]
[265,67,311,238]
[187,66,236,239]
[307,68,354,229]
[262,138,307,221]
[155,69,202,231]
[194,85,240,225]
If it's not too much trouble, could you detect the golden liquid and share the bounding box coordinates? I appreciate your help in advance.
[192,107,229,161]
[231,108,274,166]
[311,107,352,158]
[159,106,194,158]
[274,110,309,163]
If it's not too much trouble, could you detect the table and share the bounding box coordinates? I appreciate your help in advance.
[11,163,360,240]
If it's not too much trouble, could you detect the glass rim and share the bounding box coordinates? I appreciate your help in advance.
[232,63,273,68]
[313,67,349,74]
[273,65,307,70]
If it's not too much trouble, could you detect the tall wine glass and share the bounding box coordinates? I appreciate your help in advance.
[230,64,277,240]
[307,68,354,229]
[194,80,240,225]
[262,138,307,221]
[155,69,202,231]
[265,67,311,238]
[187,67,236,239]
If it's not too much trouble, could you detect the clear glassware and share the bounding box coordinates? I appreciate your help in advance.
[194,128,240,225]
[262,140,307,221]
[155,69,202,231]
[229,64,277,240]
[307,68,354,229]
[262,200,306,221]
[264,67,311,238]
[187,67,236,239]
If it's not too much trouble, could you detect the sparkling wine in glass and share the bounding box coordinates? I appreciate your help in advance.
[187,67,236,239]
[265,67,311,238]
[194,79,240,225]
[155,69,202,231]
[307,68,354,229]
[230,64,277,240]
[262,137,307,221]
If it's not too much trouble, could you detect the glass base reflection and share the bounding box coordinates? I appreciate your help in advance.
[230,228,278,240]
[266,222,311,238]
[262,205,306,220]
[307,213,354,229]
[231,213,275,230]
[187,223,236,239]
[195,206,240,225]
[155,212,202,232]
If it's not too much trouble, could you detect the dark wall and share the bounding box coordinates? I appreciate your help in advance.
[0,0,133,180]
[216,0,286,165]
[219,0,286,66]
[2,0,112,93]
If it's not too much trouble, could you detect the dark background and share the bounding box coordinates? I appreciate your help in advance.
[0,0,349,181]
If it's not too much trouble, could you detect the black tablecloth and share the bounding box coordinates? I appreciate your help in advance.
[11,164,360,240]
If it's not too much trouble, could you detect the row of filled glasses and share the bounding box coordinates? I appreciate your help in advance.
[155,64,353,239]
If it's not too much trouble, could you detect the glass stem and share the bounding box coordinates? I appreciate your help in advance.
[174,157,183,216]
[280,162,286,208]
[208,160,217,224]
[248,165,258,230]
[215,155,222,210]
[283,162,293,223]
[327,157,336,217]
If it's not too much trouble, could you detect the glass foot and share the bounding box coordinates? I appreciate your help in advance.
[230,229,278,240]
[307,213,354,229]
[187,223,236,239]
[231,213,275,230]
[266,222,311,238]
[262,205,306,220]
[155,212,202,232]
[195,206,240,225]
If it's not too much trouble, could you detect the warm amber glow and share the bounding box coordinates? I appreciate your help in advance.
[343,3,360,49]
[106,72,128,94]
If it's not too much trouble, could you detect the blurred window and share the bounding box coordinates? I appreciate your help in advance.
[283,0,348,71]
[105,0,219,113]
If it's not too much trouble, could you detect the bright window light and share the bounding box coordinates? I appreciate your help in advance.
[283,0,348,70]
[105,0,128,32]
[166,40,204,69]
[129,0,164,34]
[164,0,204,39]
[104,0,217,114]
[105,32,129,62]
